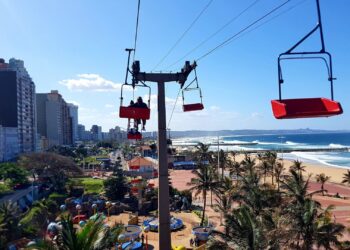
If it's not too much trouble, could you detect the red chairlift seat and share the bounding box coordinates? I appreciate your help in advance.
[271,98,343,119]
[183,103,204,112]
[127,132,142,140]
[120,106,150,120]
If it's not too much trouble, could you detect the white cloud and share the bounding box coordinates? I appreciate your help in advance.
[250,112,263,119]
[105,104,114,108]
[210,106,220,111]
[60,74,126,92]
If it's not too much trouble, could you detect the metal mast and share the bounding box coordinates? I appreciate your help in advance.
[132,60,196,250]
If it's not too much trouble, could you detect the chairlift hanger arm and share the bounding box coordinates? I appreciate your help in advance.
[124,48,135,85]
[132,61,197,86]
[285,0,326,54]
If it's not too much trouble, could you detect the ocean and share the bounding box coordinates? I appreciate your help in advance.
[173,132,350,169]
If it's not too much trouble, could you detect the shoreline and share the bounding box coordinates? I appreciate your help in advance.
[232,154,349,186]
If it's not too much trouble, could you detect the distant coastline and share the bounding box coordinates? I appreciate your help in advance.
[144,129,350,138]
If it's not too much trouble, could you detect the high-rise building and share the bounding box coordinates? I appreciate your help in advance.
[67,103,78,144]
[36,90,73,148]
[77,124,93,141]
[90,125,102,141]
[0,126,19,161]
[0,58,36,158]
[108,126,126,142]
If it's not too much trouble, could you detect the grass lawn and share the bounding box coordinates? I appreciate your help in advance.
[71,177,104,194]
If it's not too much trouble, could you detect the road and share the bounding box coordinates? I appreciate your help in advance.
[0,186,34,205]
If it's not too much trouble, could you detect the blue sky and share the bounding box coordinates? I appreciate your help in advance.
[1,0,349,131]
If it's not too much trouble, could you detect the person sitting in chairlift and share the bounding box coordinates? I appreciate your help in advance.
[133,96,148,131]
[127,100,135,130]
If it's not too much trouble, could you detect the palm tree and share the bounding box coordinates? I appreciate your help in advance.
[194,142,219,206]
[213,149,229,180]
[240,153,256,174]
[290,160,306,176]
[259,160,270,185]
[230,151,237,163]
[195,142,211,162]
[228,160,242,185]
[274,161,284,192]
[264,151,277,185]
[209,205,267,250]
[188,163,218,226]
[341,170,350,185]
[316,173,330,196]
[31,214,123,250]
[214,176,234,225]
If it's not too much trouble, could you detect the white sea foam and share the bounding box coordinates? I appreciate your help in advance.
[284,151,350,169]
[329,143,348,148]
[285,141,303,146]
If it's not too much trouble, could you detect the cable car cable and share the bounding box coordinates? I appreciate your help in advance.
[152,0,214,71]
[222,0,309,53]
[196,0,291,62]
[165,0,261,70]
[167,88,181,130]
[133,0,141,61]
[167,0,302,118]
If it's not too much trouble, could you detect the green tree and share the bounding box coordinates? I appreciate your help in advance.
[48,145,77,158]
[104,168,128,201]
[0,202,21,246]
[0,162,29,187]
[18,152,82,193]
[209,205,267,250]
[20,203,49,238]
[316,173,330,196]
[75,145,88,160]
[280,168,345,249]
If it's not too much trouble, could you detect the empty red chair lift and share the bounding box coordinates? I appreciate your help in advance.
[272,98,343,119]
[271,0,343,119]
[183,103,204,112]
[181,66,205,112]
